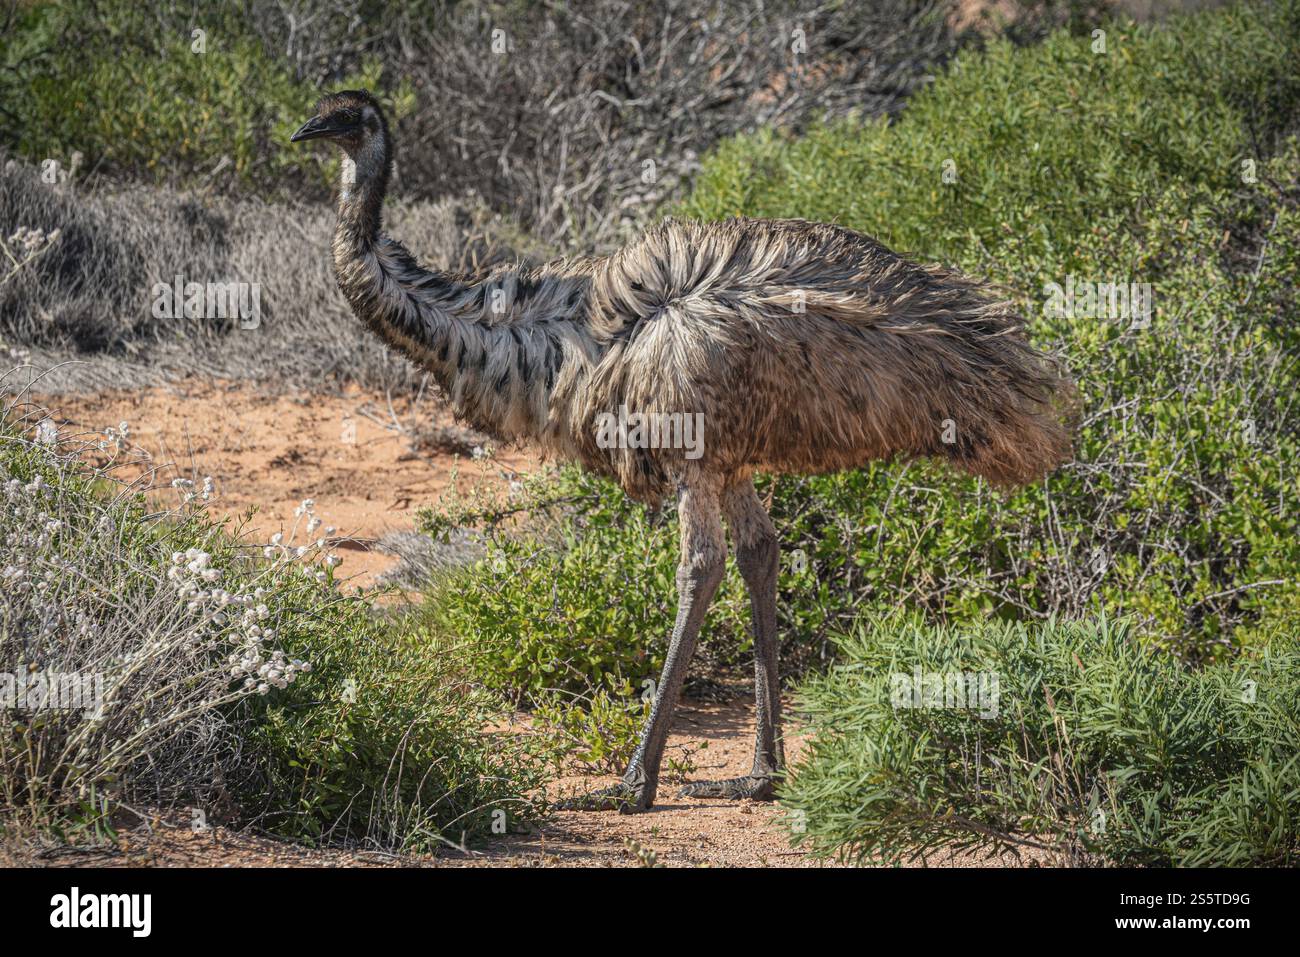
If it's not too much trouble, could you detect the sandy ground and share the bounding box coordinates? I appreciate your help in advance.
[18,380,540,587]
[4,379,1053,868]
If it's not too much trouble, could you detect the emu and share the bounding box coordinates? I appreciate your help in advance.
[292,91,1075,813]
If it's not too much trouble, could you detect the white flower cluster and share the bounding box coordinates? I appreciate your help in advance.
[1,475,98,649]
[263,499,340,581]
[102,421,131,452]
[167,547,222,600]
[2,476,61,594]
[170,475,215,503]
[35,418,59,446]
[225,595,312,694]
[6,473,45,498]
[166,549,311,696]
[6,226,61,255]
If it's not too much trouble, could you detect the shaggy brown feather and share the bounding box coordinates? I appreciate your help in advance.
[573,217,1076,497]
[318,97,1074,500]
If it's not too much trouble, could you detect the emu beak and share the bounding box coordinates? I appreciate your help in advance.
[290,115,335,142]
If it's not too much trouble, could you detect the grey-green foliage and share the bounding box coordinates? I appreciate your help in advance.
[783,614,1299,866]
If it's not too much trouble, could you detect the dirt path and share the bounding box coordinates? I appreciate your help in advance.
[494,699,824,867]
[19,380,540,587]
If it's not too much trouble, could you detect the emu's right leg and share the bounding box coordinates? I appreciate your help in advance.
[557,481,725,813]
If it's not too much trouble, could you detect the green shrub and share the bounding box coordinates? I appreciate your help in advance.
[0,1,408,196]
[243,622,546,849]
[783,614,1300,866]
[680,2,1300,264]
[0,400,541,850]
[420,466,751,702]
[678,1,1300,657]
[532,688,651,775]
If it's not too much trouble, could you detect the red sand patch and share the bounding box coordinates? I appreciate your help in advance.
[18,380,540,588]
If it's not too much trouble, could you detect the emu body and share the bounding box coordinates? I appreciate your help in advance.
[295,91,1074,812]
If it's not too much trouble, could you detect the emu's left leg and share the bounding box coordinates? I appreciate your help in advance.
[556,480,726,813]
[680,478,784,800]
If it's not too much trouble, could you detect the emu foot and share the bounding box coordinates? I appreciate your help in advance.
[678,774,776,801]
[554,782,652,814]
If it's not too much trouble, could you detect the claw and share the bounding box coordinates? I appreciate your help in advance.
[677,775,776,801]
[554,782,651,813]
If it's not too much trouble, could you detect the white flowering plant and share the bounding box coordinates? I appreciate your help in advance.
[0,391,544,850]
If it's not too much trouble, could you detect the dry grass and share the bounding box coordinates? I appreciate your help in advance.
[0,156,542,394]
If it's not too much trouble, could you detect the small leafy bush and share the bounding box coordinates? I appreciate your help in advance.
[532,688,651,776]
[243,623,546,849]
[421,466,751,702]
[418,466,759,772]
[783,614,1300,866]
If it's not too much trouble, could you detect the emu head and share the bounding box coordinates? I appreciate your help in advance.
[291,90,389,190]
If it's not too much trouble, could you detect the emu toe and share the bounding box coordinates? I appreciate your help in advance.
[554,782,652,814]
[678,775,776,801]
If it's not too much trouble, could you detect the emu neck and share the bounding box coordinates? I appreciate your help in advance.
[334,136,390,247]
[328,130,580,444]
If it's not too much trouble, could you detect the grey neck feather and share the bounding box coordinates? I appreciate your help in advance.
[330,123,578,442]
